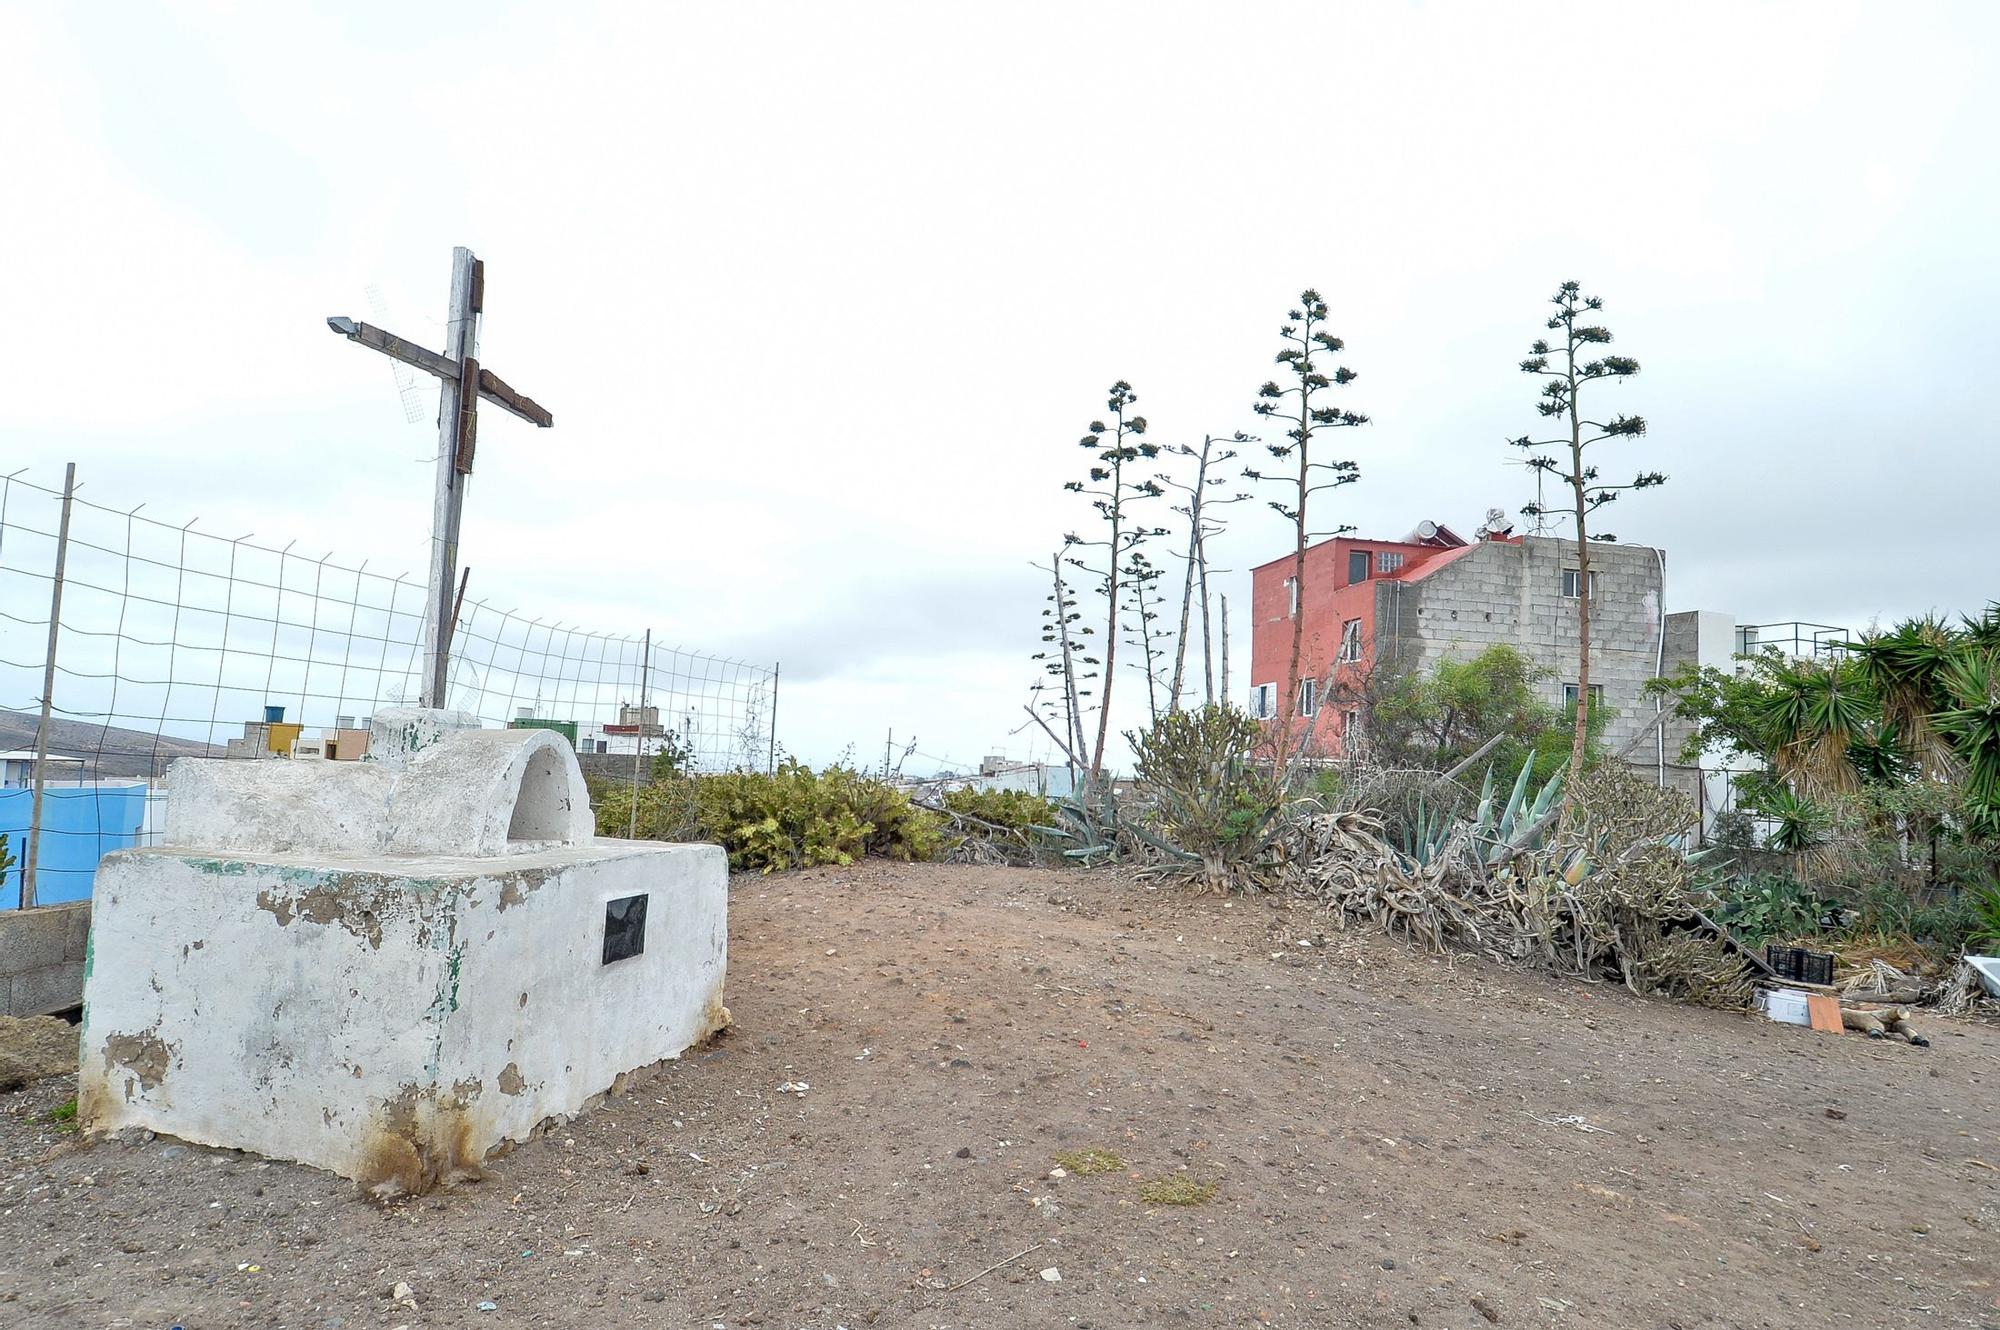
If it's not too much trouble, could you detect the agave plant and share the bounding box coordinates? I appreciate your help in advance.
[1472,755,1565,866]
[1393,795,1457,868]
[1392,755,1564,872]
[1050,786,1125,863]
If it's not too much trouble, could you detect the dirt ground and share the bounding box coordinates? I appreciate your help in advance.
[0,1017,79,1093]
[2,861,1997,1329]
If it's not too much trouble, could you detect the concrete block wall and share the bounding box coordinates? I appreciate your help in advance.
[0,901,90,1016]
[1375,536,1667,759]
[577,751,658,789]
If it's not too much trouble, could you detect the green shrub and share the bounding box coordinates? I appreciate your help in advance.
[596,761,941,873]
[931,786,1067,863]
[1711,873,1839,945]
[649,732,695,781]
[940,786,1060,834]
[1848,880,1919,939]
[1911,894,1983,957]
[1970,882,2000,951]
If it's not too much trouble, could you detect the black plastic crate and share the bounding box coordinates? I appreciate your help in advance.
[1765,944,1834,986]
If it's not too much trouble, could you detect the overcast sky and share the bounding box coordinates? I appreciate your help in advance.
[5,2,1996,773]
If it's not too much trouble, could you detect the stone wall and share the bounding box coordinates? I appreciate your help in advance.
[577,751,658,789]
[0,901,90,1016]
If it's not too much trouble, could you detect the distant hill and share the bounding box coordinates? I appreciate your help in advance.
[0,710,221,780]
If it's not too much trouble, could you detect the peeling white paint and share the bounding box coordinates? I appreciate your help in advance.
[79,716,727,1192]
[166,725,593,858]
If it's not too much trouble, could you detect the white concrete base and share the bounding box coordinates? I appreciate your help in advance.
[80,839,727,1194]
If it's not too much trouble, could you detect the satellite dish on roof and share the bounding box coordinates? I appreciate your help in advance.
[1415,520,1438,541]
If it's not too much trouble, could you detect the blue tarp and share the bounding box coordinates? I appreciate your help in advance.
[0,785,148,908]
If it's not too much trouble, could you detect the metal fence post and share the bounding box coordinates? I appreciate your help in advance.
[23,462,77,910]
[767,662,780,774]
[628,629,650,841]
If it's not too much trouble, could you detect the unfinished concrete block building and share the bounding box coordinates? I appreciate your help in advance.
[1248,516,1745,824]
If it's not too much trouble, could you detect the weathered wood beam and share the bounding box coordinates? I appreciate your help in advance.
[455,356,481,474]
[327,316,552,428]
[325,317,459,382]
[475,367,553,428]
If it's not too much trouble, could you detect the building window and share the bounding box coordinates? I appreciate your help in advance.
[1339,618,1363,663]
[1249,683,1277,719]
[1284,576,1299,617]
[1348,549,1371,583]
[1343,708,1361,738]
[1562,683,1606,713]
[1560,569,1600,599]
[1375,550,1404,574]
[1300,678,1318,717]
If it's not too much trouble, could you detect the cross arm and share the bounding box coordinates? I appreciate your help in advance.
[325,317,460,381]
[326,316,552,427]
[475,367,553,428]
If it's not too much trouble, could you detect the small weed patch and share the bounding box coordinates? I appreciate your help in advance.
[44,1098,78,1132]
[1053,1148,1125,1176]
[1139,1174,1217,1206]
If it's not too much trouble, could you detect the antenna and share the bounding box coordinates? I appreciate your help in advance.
[1509,453,1550,535]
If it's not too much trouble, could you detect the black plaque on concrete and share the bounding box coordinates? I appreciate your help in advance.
[602,893,648,964]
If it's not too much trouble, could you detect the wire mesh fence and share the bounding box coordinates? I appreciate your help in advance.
[0,465,777,908]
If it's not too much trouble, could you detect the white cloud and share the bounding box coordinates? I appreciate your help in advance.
[3,1,1996,770]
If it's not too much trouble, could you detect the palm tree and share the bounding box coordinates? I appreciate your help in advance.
[1753,655,1877,797]
[1935,647,2000,840]
[1847,616,1961,780]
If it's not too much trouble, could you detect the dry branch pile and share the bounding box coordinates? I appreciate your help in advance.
[1286,766,1755,1009]
[1846,956,2000,1018]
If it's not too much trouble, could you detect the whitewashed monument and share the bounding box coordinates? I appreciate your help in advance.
[79,710,728,1195]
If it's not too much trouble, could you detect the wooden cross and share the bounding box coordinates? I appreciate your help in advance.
[327,247,552,709]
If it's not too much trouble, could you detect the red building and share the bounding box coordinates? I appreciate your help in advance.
[1248,517,1758,838]
[1246,519,1497,755]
